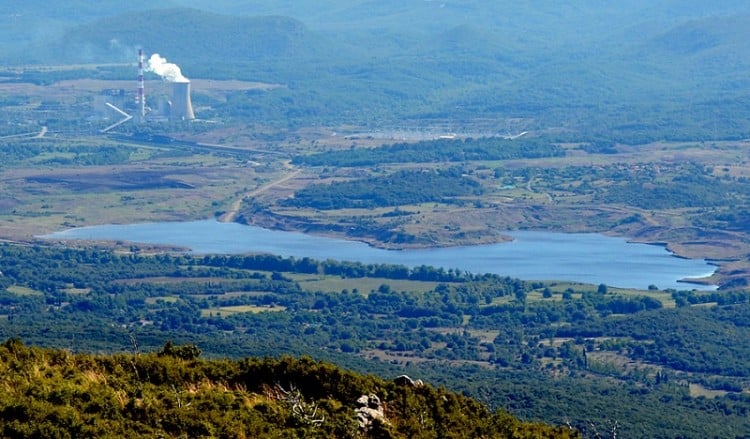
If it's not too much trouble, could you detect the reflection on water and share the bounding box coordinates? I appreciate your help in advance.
[42,220,717,291]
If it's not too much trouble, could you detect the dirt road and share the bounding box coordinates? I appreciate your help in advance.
[218,167,301,223]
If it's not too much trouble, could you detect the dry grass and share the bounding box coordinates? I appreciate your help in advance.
[689,383,729,399]
[82,369,108,385]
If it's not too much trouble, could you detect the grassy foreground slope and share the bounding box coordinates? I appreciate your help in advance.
[0,339,573,438]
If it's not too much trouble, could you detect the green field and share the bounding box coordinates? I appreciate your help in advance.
[291,274,445,295]
[6,285,42,296]
[200,305,286,317]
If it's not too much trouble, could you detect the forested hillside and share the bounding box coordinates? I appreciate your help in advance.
[35,9,326,68]
[3,2,750,138]
[0,339,573,438]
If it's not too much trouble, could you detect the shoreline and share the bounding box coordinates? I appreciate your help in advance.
[232,218,727,289]
[34,217,720,290]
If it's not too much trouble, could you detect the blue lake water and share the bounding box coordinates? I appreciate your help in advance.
[42,220,717,291]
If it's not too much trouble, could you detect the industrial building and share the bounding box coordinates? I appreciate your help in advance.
[96,50,195,132]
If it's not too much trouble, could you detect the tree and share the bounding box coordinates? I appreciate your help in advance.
[157,341,202,360]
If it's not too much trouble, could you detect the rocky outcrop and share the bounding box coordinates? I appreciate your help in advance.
[393,374,423,387]
[356,393,387,430]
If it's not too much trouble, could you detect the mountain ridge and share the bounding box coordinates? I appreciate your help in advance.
[0,339,576,438]
[27,8,324,66]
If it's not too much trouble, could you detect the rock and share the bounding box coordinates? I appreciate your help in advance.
[394,374,423,387]
[355,393,387,430]
[356,395,369,406]
[367,394,380,409]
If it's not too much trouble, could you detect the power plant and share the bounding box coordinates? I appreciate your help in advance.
[96,50,196,131]
[144,52,196,121]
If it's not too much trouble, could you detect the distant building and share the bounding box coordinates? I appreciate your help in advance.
[92,89,127,121]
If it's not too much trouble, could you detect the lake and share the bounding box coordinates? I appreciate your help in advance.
[42,220,717,291]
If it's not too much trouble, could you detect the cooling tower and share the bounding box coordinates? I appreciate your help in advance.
[171,81,195,120]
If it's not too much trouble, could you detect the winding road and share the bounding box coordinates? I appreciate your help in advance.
[218,167,301,223]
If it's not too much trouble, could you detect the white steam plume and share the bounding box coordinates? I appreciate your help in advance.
[146,53,189,83]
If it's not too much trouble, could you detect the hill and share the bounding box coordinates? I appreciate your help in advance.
[0,339,573,438]
[26,8,328,68]
[4,3,750,138]
[643,14,750,75]
[0,0,176,56]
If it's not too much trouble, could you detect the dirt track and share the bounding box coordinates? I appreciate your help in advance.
[219,167,301,223]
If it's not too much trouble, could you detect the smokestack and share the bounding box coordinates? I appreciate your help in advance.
[171,81,195,120]
[137,49,146,120]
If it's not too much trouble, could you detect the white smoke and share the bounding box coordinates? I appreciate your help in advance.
[146,53,189,83]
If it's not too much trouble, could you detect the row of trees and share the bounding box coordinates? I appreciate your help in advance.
[0,141,138,166]
[282,167,482,210]
[292,137,564,167]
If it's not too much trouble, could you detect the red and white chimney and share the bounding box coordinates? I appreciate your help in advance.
[137,49,145,119]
